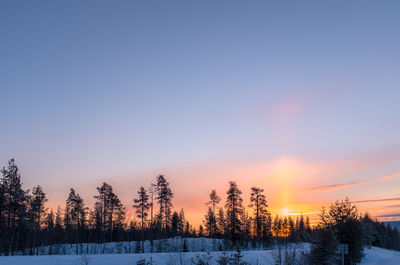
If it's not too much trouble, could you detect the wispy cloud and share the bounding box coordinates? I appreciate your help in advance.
[376,204,400,210]
[375,172,400,182]
[354,198,400,204]
[376,213,400,218]
[308,171,400,192]
[307,181,362,192]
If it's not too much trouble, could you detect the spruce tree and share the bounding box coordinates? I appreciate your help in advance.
[328,198,364,264]
[204,207,217,237]
[310,207,339,265]
[310,226,338,265]
[231,246,248,265]
[225,181,243,243]
[171,211,180,237]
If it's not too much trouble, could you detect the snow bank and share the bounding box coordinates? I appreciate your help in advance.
[361,246,400,265]
[16,237,229,255]
[1,242,399,264]
[0,250,276,265]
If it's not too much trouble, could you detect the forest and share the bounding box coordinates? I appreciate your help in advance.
[0,158,399,264]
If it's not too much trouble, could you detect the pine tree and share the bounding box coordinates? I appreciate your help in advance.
[65,188,87,253]
[185,221,190,236]
[155,175,173,233]
[29,185,48,254]
[133,186,150,252]
[305,216,311,233]
[54,206,63,244]
[240,210,252,241]
[148,182,156,251]
[217,207,226,236]
[112,203,126,242]
[273,215,282,237]
[296,214,308,242]
[178,209,186,235]
[90,202,103,242]
[225,181,243,243]
[30,185,47,227]
[261,212,272,241]
[204,190,220,237]
[1,159,29,255]
[204,207,217,237]
[94,182,125,242]
[198,224,204,237]
[288,216,295,241]
[148,182,156,230]
[249,187,268,240]
[207,190,221,213]
[44,210,55,251]
[0,177,5,253]
[282,217,289,238]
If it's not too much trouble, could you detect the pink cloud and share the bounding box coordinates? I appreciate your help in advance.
[307,171,400,193]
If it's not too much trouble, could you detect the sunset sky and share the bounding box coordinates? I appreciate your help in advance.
[1,1,400,226]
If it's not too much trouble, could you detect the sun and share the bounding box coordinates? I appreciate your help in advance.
[281,206,290,216]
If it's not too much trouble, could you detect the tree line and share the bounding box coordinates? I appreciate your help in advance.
[0,158,399,263]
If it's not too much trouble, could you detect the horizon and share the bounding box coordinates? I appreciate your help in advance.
[3,154,400,227]
[1,0,400,228]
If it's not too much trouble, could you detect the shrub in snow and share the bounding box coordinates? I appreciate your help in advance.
[191,252,213,265]
[182,240,189,252]
[230,247,248,265]
[79,255,90,265]
[135,241,142,253]
[136,258,146,265]
[216,252,230,265]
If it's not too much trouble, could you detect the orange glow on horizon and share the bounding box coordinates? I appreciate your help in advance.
[42,154,400,227]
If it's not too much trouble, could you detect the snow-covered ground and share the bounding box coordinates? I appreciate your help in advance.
[0,245,399,265]
[361,246,400,265]
[15,238,227,255]
[0,251,273,265]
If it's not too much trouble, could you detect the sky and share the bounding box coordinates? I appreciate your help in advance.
[1,1,400,226]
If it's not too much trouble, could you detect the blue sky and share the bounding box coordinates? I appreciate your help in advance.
[1,1,400,223]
